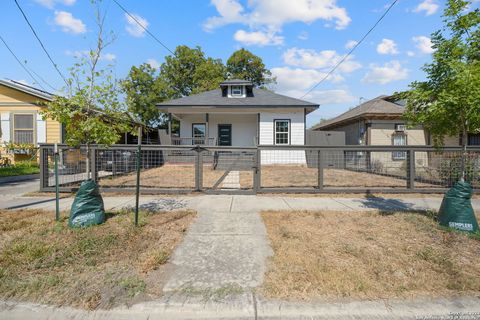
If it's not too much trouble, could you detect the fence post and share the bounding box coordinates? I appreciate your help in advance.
[134,144,141,226]
[317,149,324,191]
[39,145,46,191]
[254,148,261,192]
[194,147,202,191]
[407,149,415,190]
[54,143,60,221]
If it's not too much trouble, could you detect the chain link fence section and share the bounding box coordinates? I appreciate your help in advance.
[40,144,480,194]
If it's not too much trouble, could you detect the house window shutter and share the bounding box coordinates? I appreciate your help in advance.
[37,114,46,144]
[0,113,10,143]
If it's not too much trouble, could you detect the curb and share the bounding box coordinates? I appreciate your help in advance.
[0,174,39,184]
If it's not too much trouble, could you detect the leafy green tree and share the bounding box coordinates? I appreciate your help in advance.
[160,45,225,98]
[42,6,133,177]
[121,63,169,128]
[192,57,226,94]
[399,0,480,180]
[226,48,276,88]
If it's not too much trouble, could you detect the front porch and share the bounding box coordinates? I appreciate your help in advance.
[165,111,259,147]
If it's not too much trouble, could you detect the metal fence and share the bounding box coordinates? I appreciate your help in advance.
[39,144,480,194]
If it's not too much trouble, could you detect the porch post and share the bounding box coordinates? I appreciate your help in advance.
[167,113,172,136]
[205,113,209,145]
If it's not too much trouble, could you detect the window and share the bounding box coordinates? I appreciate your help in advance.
[231,85,243,96]
[395,123,406,132]
[274,120,290,145]
[192,123,206,145]
[13,114,34,144]
[392,133,406,160]
[468,133,480,146]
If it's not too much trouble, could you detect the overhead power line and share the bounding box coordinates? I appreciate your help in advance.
[0,34,46,90]
[300,0,399,99]
[112,0,175,56]
[13,0,69,86]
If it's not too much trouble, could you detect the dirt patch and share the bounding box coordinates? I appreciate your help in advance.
[0,208,195,309]
[261,210,480,301]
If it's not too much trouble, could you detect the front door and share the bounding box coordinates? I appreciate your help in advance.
[218,124,232,146]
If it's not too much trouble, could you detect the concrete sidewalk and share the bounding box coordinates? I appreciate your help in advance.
[5,193,480,213]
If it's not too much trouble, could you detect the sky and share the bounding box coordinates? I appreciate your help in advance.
[1,0,477,127]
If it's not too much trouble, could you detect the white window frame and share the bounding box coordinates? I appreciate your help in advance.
[274,119,290,145]
[230,85,243,96]
[392,133,406,160]
[395,123,407,132]
[12,113,35,145]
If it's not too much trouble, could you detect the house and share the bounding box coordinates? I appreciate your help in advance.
[157,79,319,164]
[0,80,62,164]
[311,95,480,174]
[311,95,480,147]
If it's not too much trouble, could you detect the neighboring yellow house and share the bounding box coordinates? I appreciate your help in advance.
[0,79,62,164]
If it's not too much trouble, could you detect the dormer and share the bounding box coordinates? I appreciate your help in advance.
[220,79,253,98]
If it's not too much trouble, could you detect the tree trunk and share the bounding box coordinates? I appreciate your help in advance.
[460,127,468,183]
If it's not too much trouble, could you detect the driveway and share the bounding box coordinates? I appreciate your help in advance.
[0,179,40,209]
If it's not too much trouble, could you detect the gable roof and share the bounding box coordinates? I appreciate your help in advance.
[157,87,319,112]
[311,96,405,130]
[0,79,53,101]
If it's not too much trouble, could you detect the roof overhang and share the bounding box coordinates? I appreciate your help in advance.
[157,105,318,114]
[0,80,53,101]
[315,113,404,130]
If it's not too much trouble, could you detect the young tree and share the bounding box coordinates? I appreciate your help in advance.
[42,4,134,177]
[400,0,480,181]
[226,48,276,88]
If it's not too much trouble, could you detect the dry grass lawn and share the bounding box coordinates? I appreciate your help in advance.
[0,208,195,309]
[261,210,480,301]
[261,165,437,188]
[100,164,439,190]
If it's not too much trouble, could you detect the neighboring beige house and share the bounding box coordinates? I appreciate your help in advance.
[0,80,62,164]
[311,95,479,173]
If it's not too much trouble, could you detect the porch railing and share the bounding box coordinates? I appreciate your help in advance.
[171,137,217,146]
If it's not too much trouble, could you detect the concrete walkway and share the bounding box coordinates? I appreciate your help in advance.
[163,195,272,292]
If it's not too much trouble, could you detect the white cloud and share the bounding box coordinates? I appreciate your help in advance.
[376,38,399,55]
[102,53,116,61]
[413,36,435,54]
[282,47,361,73]
[362,60,409,85]
[345,40,358,50]
[233,29,284,46]
[35,0,76,9]
[406,51,415,57]
[146,58,161,69]
[125,13,148,37]
[205,0,350,46]
[279,88,356,105]
[205,0,351,31]
[54,11,86,34]
[272,67,344,94]
[413,0,439,16]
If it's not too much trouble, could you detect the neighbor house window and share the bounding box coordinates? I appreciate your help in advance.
[231,85,243,96]
[274,120,290,145]
[13,114,34,144]
[468,133,480,146]
[392,133,406,160]
[192,123,206,145]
